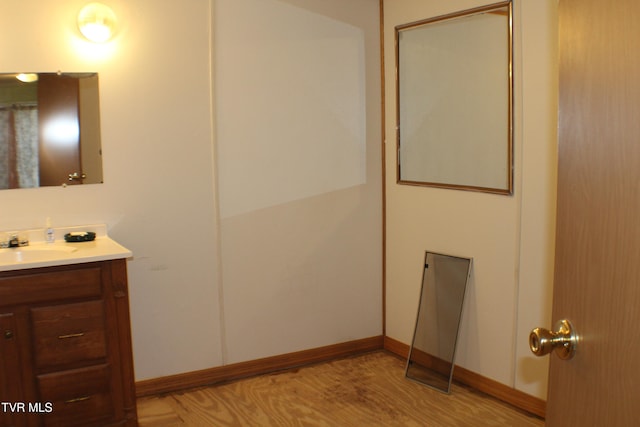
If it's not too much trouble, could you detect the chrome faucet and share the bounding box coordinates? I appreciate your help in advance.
[8,234,28,248]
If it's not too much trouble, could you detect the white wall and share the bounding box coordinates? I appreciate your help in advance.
[384,0,557,399]
[0,0,382,380]
[1,0,223,381]
[1,0,555,398]
[215,0,382,364]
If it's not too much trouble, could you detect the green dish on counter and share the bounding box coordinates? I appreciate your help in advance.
[64,231,96,242]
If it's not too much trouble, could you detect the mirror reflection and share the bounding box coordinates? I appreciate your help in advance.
[0,72,104,189]
[396,1,513,194]
[406,251,472,393]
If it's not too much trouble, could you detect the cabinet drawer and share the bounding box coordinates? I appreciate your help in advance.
[0,265,103,307]
[31,300,107,369]
[37,364,115,427]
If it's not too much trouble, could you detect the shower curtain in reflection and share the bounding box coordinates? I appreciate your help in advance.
[0,106,38,189]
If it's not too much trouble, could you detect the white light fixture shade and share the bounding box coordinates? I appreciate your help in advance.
[16,73,39,83]
[78,3,117,43]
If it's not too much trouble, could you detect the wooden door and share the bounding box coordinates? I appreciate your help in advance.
[547,0,640,424]
[0,313,27,427]
[37,74,83,186]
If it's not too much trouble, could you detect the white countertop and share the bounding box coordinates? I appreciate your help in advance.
[0,224,132,272]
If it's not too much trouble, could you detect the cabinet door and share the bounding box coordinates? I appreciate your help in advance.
[0,313,26,427]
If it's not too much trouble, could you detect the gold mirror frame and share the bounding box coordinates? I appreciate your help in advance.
[395,1,513,195]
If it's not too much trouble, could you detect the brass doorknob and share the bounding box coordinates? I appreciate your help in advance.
[529,319,578,360]
[68,172,87,181]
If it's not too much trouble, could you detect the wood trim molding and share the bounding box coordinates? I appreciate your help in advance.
[379,0,387,339]
[136,336,384,397]
[383,336,546,419]
[137,335,544,419]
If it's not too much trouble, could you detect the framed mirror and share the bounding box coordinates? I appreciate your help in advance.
[406,251,472,393]
[0,72,104,189]
[395,1,513,194]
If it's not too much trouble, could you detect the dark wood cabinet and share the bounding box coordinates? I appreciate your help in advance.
[0,259,137,426]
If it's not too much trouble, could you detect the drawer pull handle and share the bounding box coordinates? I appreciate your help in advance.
[4,330,13,339]
[65,396,91,404]
[58,332,85,339]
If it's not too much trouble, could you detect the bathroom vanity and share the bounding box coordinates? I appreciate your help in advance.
[0,227,136,426]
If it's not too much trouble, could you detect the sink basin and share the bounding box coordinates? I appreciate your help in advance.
[0,245,78,264]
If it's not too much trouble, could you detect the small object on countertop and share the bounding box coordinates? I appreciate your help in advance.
[46,217,55,243]
[64,231,96,242]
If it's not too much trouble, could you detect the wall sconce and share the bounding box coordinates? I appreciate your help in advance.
[16,73,38,83]
[78,3,117,43]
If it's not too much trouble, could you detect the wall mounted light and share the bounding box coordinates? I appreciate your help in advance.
[16,73,38,83]
[78,3,117,43]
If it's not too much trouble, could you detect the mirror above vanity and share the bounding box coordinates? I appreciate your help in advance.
[0,72,104,190]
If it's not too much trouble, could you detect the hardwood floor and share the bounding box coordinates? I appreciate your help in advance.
[137,351,544,426]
